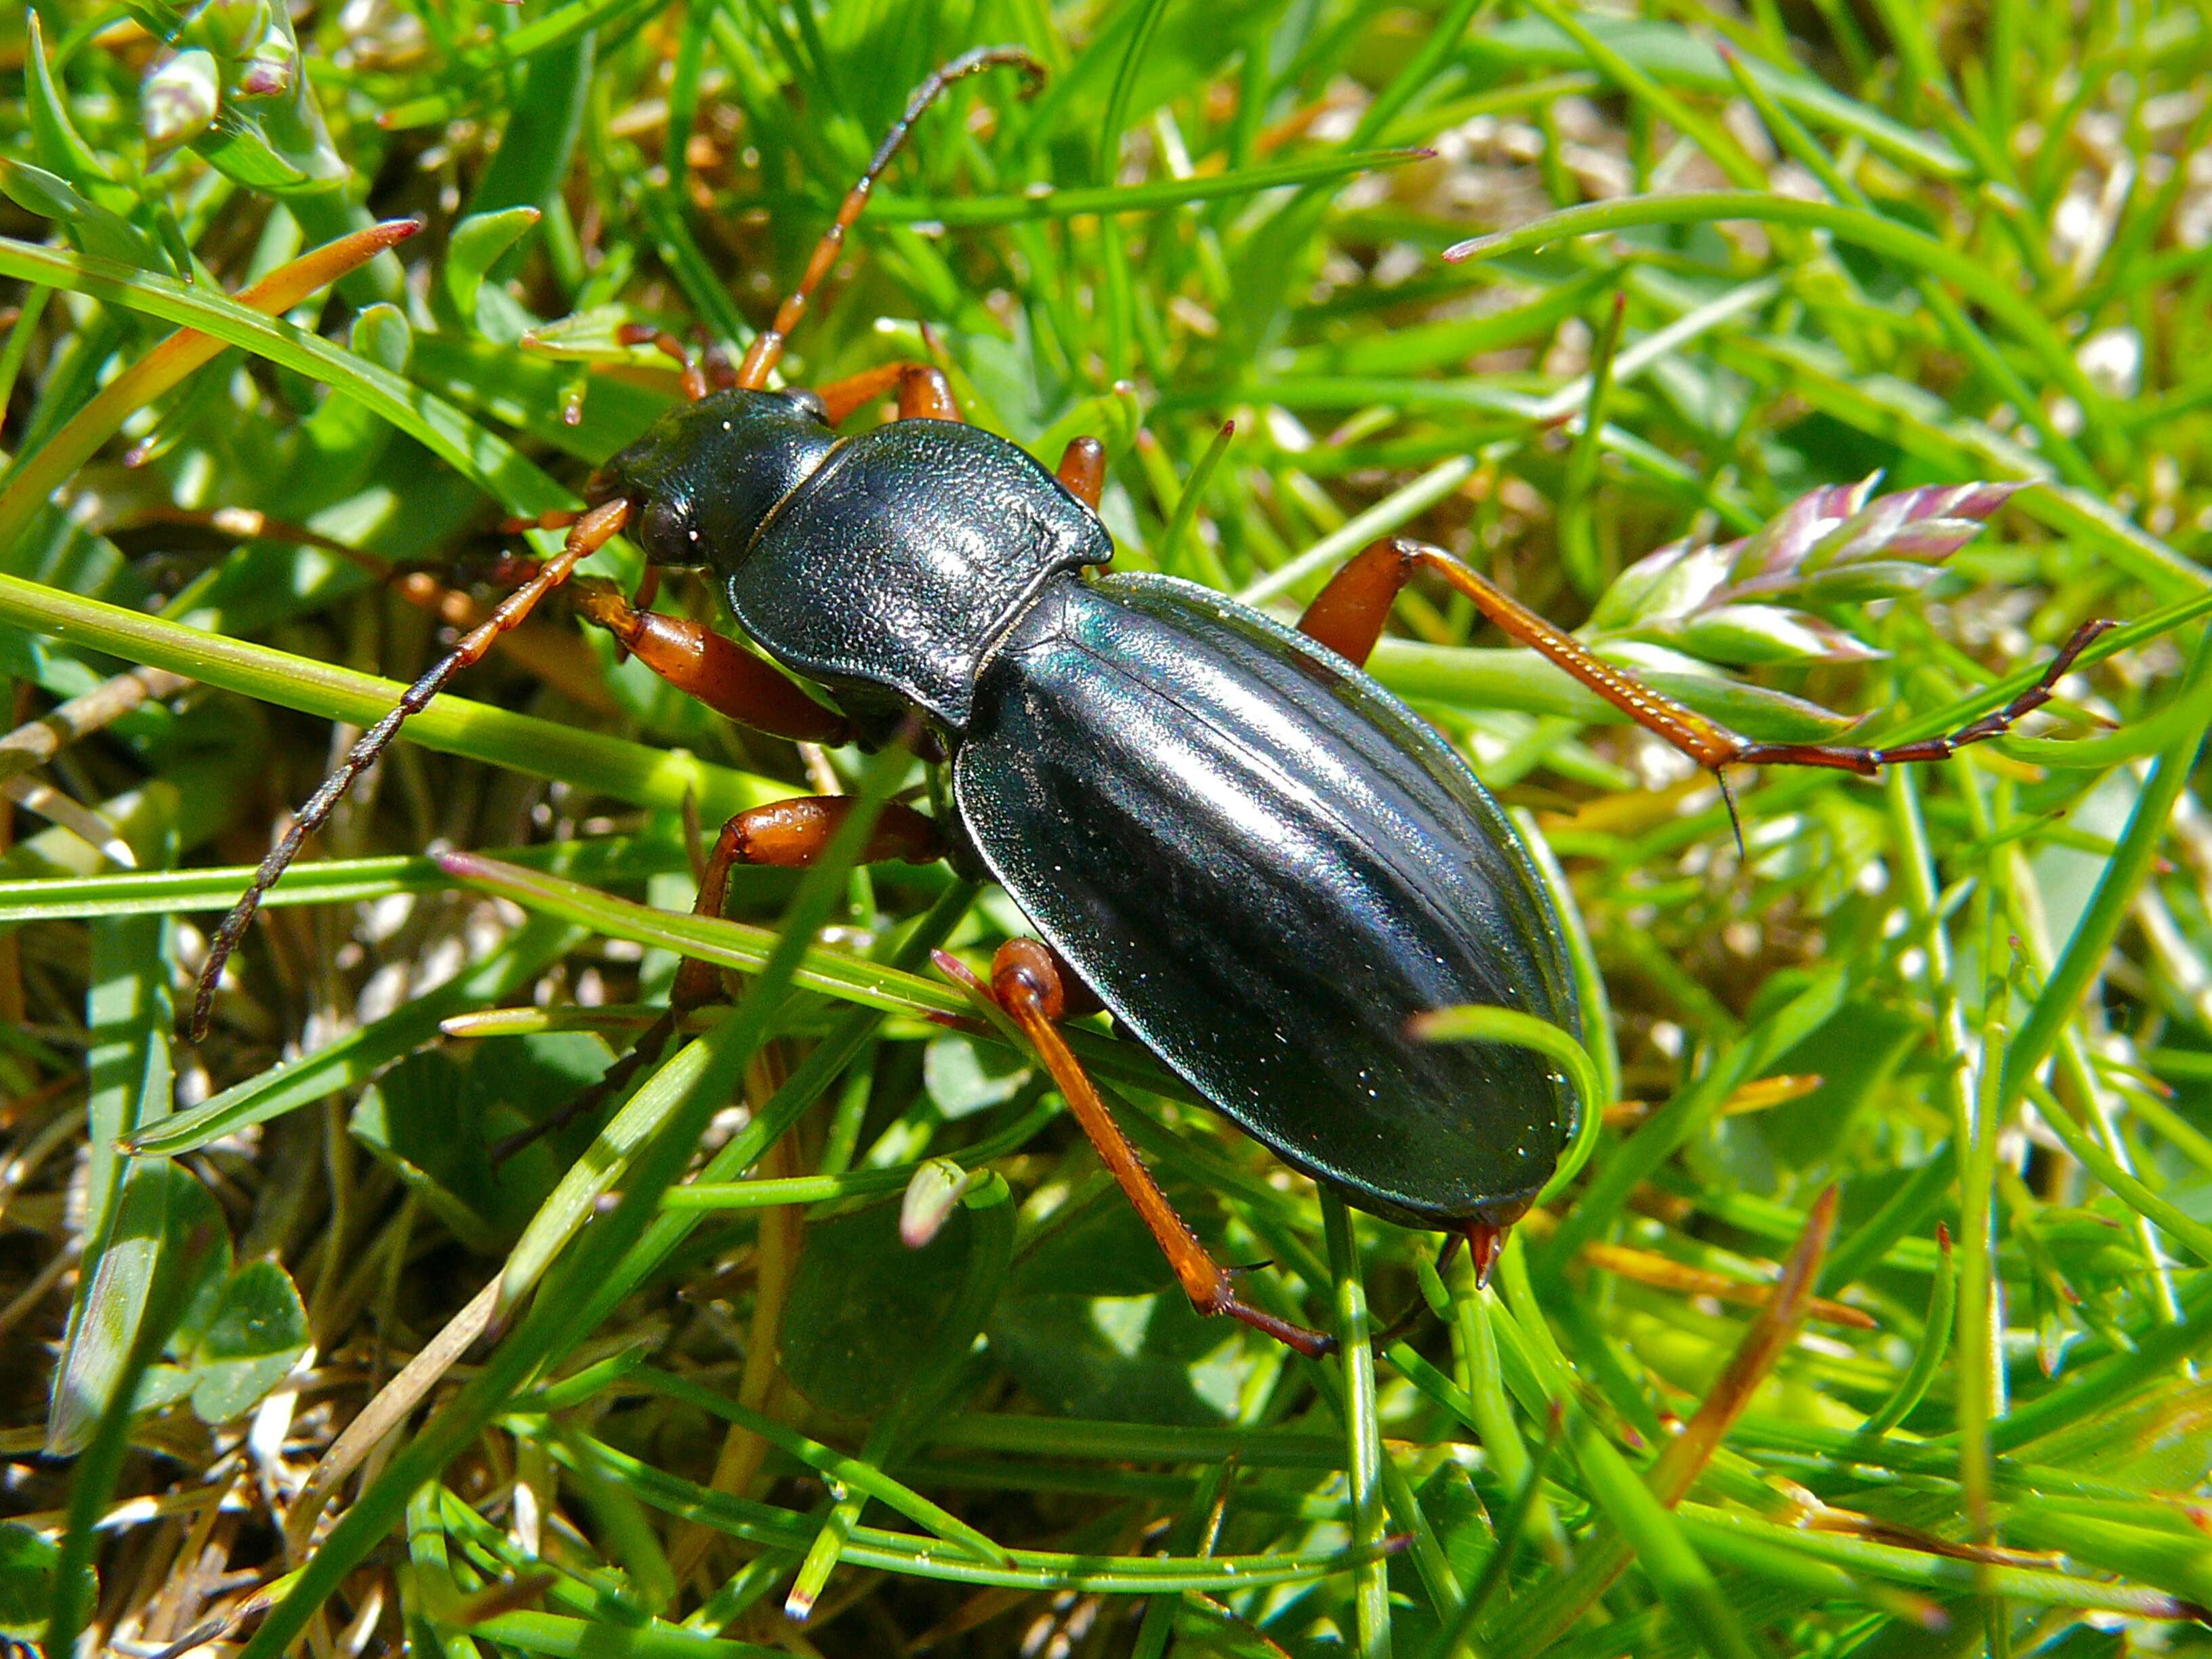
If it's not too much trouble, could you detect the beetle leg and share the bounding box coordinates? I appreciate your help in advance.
[1294,537,1420,668]
[493,796,945,1162]
[1036,937,1105,1017]
[813,361,906,422]
[644,798,937,1115]
[1054,437,1105,511]
[809,361,964,425]
[617,322,712,402]
[569,577,853,744]
[1366,1222,1509,1349]
[500,506,583,535]
[670,796,943,1007]
[947,938,1336,1358]
[895,366,960,422]
[189,499,633,1039]
[1303,537,2115,777]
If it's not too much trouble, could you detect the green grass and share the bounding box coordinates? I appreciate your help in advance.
[3,1,2211,1656]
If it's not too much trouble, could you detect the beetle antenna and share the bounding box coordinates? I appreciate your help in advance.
[187,499,632,1040]
[734,45,1044,391]
[1715,767,1746,863]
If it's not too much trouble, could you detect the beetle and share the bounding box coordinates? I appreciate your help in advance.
[191,48,2114,1357]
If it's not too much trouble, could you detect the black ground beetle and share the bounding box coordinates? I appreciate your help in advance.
[192,48,2113,1357]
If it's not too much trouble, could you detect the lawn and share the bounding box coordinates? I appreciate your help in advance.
[3,1,2211,1656]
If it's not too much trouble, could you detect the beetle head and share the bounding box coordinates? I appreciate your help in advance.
[586,388,839,569]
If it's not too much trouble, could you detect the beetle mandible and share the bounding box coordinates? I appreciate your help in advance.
[192,47,2115,1357]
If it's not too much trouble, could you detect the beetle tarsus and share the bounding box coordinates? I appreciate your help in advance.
[1212,1292,1336,1359]
[490,1005,682,1164]
[1724,615,2119,773]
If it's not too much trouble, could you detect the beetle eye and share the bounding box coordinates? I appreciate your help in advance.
[640,493,697,565]
[784,387,830,424]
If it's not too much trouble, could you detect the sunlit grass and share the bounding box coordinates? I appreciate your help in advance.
[3,3,2211,1656]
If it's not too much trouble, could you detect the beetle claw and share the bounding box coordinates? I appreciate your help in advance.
[1465,1222,1508,1288]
